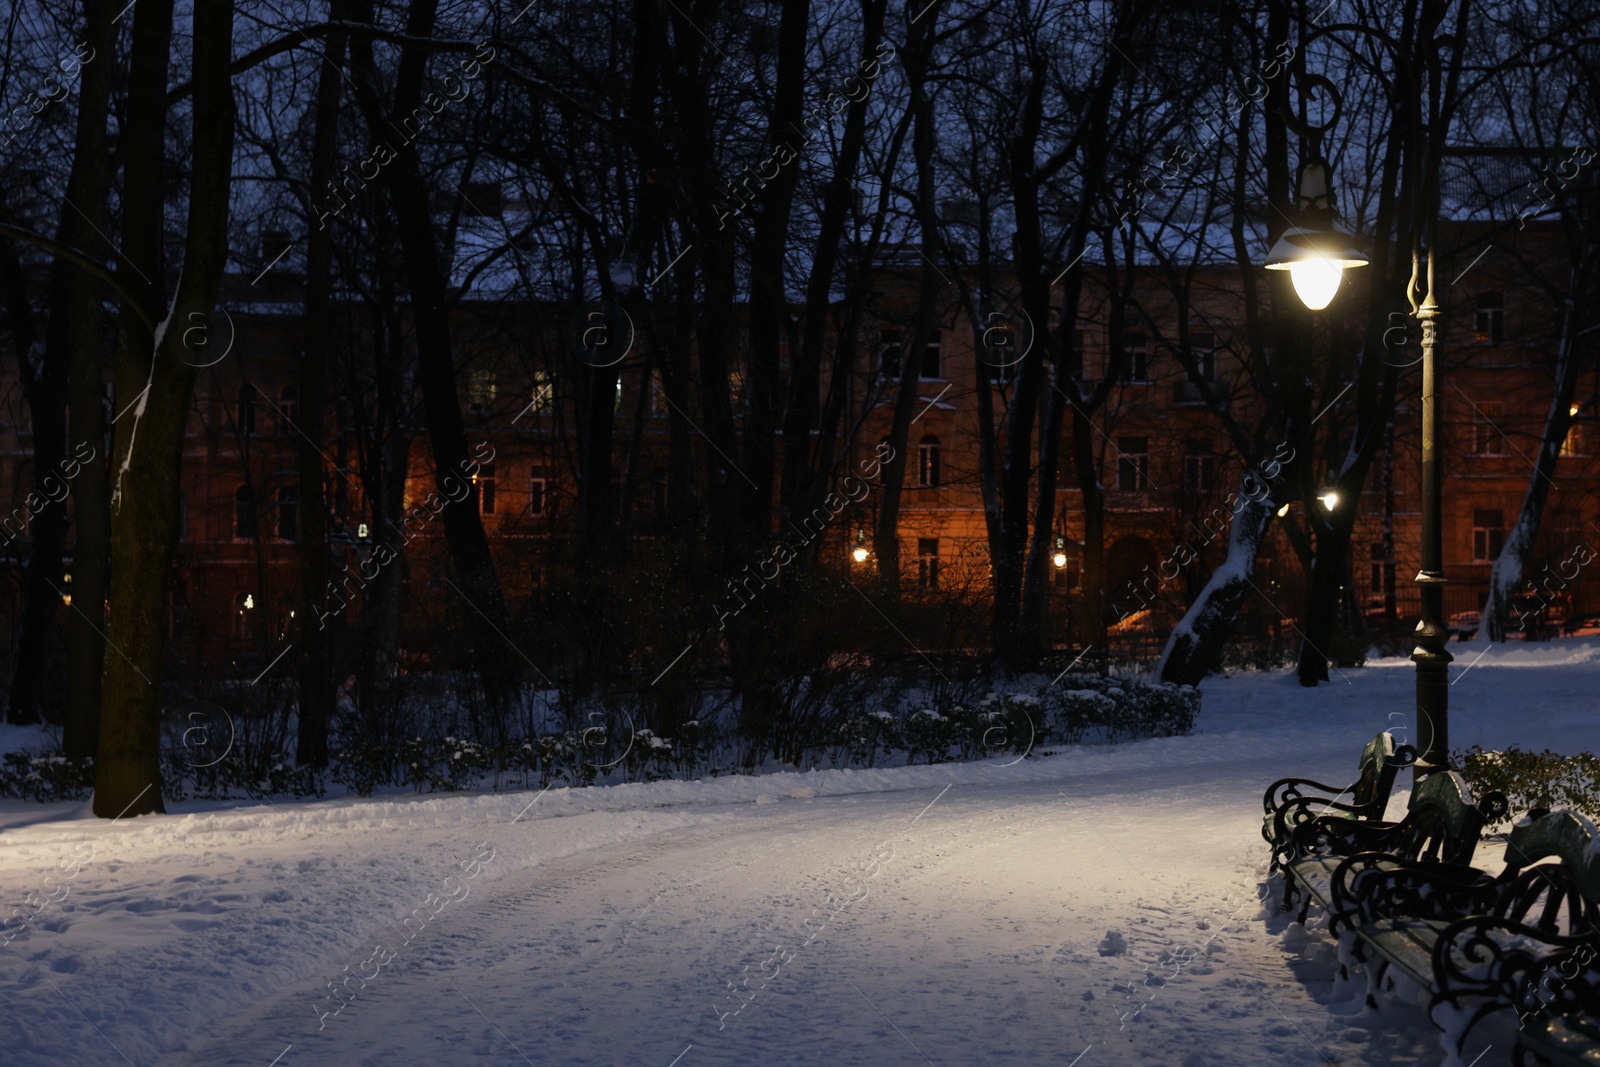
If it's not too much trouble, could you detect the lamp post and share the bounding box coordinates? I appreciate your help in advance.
[1264,23,1454,776]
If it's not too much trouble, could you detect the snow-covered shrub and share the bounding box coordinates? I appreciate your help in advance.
[904,708,960,764]
[832,710,902,768]
[1454,744,1600,823]
[332,742,391,797]
[0,752,95,802]
[1039,676,1198,744]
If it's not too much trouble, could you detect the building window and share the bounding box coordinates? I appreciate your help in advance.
[1475,291,1503,344]
[469,368,496,413]
[1368,543,1392,602]
[1189,332,1216,380]
[530,369,554,414]
[1120,333,1148,382]
[878,329,903,379]
[1473,508,1505,561]
[921,329,943,379]
[917,435,941,487]
[1184,438,1215,493]
[234,485,257,540]
[476,463,497,515]
[528,467,547,515]
[238,384,258,436]
[1474,401,1505,454]
[276,487,298,541]
[1058,327,1084,382]
[1117,436,1151,490]
[1562,421,1585,456]
[278,386,299,435]
[917,538,940,589]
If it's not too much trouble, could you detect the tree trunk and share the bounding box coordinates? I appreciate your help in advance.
[61,0,118,758]
[348,0,518,730]
[873,8,941,593]
[0,225,63,725]
[293,0,349,767]
[1157,483,1277,686]
[96,0,235,818]
[1483,254,1593,639]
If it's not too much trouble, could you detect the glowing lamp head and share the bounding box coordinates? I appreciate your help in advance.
[1052,551,1068,569]
[1319,491,1339,511]
[851,546,869,564]
[1276,503,1290,517]
[1264,227,1368,311]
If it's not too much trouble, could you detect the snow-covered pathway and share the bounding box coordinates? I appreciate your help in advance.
[177,762,1428,1067]
[7,639,1598,1066]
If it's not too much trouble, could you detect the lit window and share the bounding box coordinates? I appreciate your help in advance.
[476,463,497,515]
[469,368,497,413]
[234,485,257,539]
[1474,401,1505,454]
[233,592,256,641]
[1184,439,1215,493]
[1117,436,1150,490]
[530,369,553,413]
[1475,292,1503,344]
[917,435,941,487]
[917,538,940,589]
[276,487,298,541]
[528,467,547,515]
[1472,508,1505,561]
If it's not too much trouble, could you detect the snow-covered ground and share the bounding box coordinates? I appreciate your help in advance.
[2,638,1597,1067]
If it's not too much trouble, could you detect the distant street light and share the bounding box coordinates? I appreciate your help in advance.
[1052,536,1068,569]
[1319,490,1340,510]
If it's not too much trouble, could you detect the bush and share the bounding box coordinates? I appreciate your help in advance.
[1038,675,1198,744]
[1453,745,1600,823]
[0,752,95,802]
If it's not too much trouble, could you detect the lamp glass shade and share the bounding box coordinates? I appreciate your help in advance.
[1290,259,1344,310]
[1264,227,1369,310]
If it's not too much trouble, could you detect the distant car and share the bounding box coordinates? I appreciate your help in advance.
[1447,611,1481,641]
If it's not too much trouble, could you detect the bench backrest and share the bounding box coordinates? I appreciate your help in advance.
[1499,809,1600,935]
[1351,732,1405,809]
[1403,770,1505,866]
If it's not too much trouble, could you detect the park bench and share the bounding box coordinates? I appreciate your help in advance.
[1262,731,1417,875]
[1276,769,1506,925]
[1334,808,1600,1063]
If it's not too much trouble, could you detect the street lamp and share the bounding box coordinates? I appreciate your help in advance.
[1264,160,1369,310]
[851,530,869,564]
[1263,23,1454,776]
[1052,536,1068,569]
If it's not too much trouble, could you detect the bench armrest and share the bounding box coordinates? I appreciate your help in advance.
[1433,915,1600,1025]
[1264,775,1357,815]
[1330,852,1496,931]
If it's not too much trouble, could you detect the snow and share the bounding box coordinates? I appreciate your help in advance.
[3,637,1599,1065]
